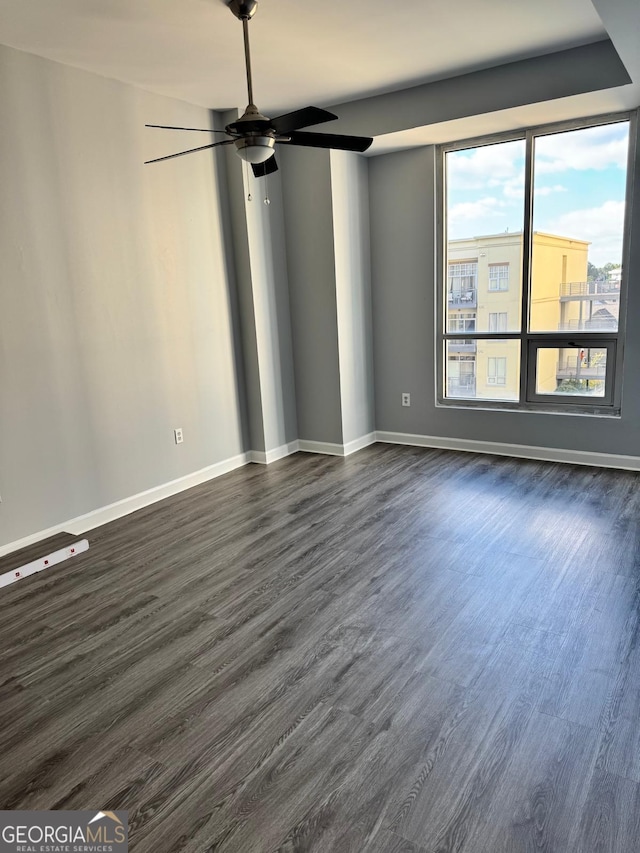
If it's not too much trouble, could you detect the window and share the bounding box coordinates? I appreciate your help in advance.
[448,313,476,333]
[488,357,507,385]
[447,355,476,398]
[489,264,509,291]
[488,312,508,333]
[448,262,478,307]
[439,115,632,413]
[448,262,477,292]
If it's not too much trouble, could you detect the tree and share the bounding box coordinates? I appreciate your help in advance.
[587,261,621,281]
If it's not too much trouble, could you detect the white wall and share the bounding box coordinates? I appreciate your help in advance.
[330,151,375,445]
[0,45,246,548]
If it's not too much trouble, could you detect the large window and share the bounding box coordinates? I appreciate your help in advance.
[439,115,633,412]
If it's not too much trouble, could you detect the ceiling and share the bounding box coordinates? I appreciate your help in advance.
[0,0,609,116]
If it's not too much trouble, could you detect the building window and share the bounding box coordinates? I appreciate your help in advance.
[448,312,476,333]
[489,264,509,291]
[487,357,507,385]
[439,114,632,412]
[488,312,508,333]
[448,262,477,292]
[447,355,476,398]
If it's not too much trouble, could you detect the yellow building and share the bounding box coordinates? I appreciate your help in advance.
[446,231,618,400]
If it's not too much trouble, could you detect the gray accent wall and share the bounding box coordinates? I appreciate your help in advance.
[369,123,640,456]
[329,41,631,138]
[369,148,437,436]
[280,146,343,445]
[0,46,246,547]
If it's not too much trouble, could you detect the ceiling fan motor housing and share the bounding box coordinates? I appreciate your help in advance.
[228,0,258,20]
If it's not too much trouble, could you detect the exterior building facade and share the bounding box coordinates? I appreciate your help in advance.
[446,231,619,400]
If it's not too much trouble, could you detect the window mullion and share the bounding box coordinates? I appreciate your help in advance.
[519,129,535,404]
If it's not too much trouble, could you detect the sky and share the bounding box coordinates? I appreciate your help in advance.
[446,121,630,267]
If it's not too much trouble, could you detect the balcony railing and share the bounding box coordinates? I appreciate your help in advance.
[559,280,621,300]
[447,339,477,353]
[448,289,477,308]
[447,377,476,397]
[558,318,618,331]
[556,357,607,380]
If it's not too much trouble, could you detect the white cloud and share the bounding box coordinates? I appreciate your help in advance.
[449,196,506,223]
[535,124,628,175]
[502,174,525,200]
[546,200,626,266]
[447,141,524,191]
[534,184,567,197]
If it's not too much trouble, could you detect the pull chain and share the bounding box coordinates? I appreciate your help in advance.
[264,173,271,206]
[245,160,252,202]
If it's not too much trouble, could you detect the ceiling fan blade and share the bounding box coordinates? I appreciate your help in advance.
[144,139,233,164]
[146,124,231,134]
[281,131,373,153]
[269,107,337,135]
[251,156,278,178]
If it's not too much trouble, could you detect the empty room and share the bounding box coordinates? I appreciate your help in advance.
[1,0,640,850]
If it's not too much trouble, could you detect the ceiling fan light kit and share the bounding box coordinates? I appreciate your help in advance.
[234,135,275,164]
[144,0,373,172]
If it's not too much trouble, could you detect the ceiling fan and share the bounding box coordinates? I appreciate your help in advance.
[144,0,373,176]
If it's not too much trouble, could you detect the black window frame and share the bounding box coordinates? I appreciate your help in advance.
[435,111,636,416]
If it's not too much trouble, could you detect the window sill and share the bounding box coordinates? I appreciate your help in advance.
[436,399,621,418]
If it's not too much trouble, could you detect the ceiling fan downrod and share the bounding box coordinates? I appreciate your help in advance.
[228,0,259,106]
[144,0,372,169]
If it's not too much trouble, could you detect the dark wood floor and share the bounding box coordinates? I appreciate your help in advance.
[2,444,640,852]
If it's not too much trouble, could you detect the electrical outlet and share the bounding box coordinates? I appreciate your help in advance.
[402,393,411,407]
[174,428,184,445]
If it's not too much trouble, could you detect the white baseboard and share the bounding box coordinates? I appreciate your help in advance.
[299,433,376,457]
[343,432,377,456]
[375,431,640,471]
[7,429,631,561]
[298,440,344,456]
[0,452,250,559]
[248,441,300,465]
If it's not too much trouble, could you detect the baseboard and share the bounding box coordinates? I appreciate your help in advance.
[0,452,250,559]
[343,432,377,456]
[299,433,376,457]
[248,441,300,465]
[298,440,344,456]
[375,431,640,471]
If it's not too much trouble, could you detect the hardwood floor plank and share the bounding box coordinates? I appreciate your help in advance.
[570,769,640,853]
[1,446,639,851]
[465,711,599,853]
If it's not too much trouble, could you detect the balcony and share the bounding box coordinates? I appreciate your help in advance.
[556,357,607,381]
[448,289,477,308]
[559,280,621,301]
[447,339,477,353]
[558,317,618,331]
[447,377,476,398]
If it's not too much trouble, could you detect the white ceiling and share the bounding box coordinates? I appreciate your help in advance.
[0,0,609,116]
